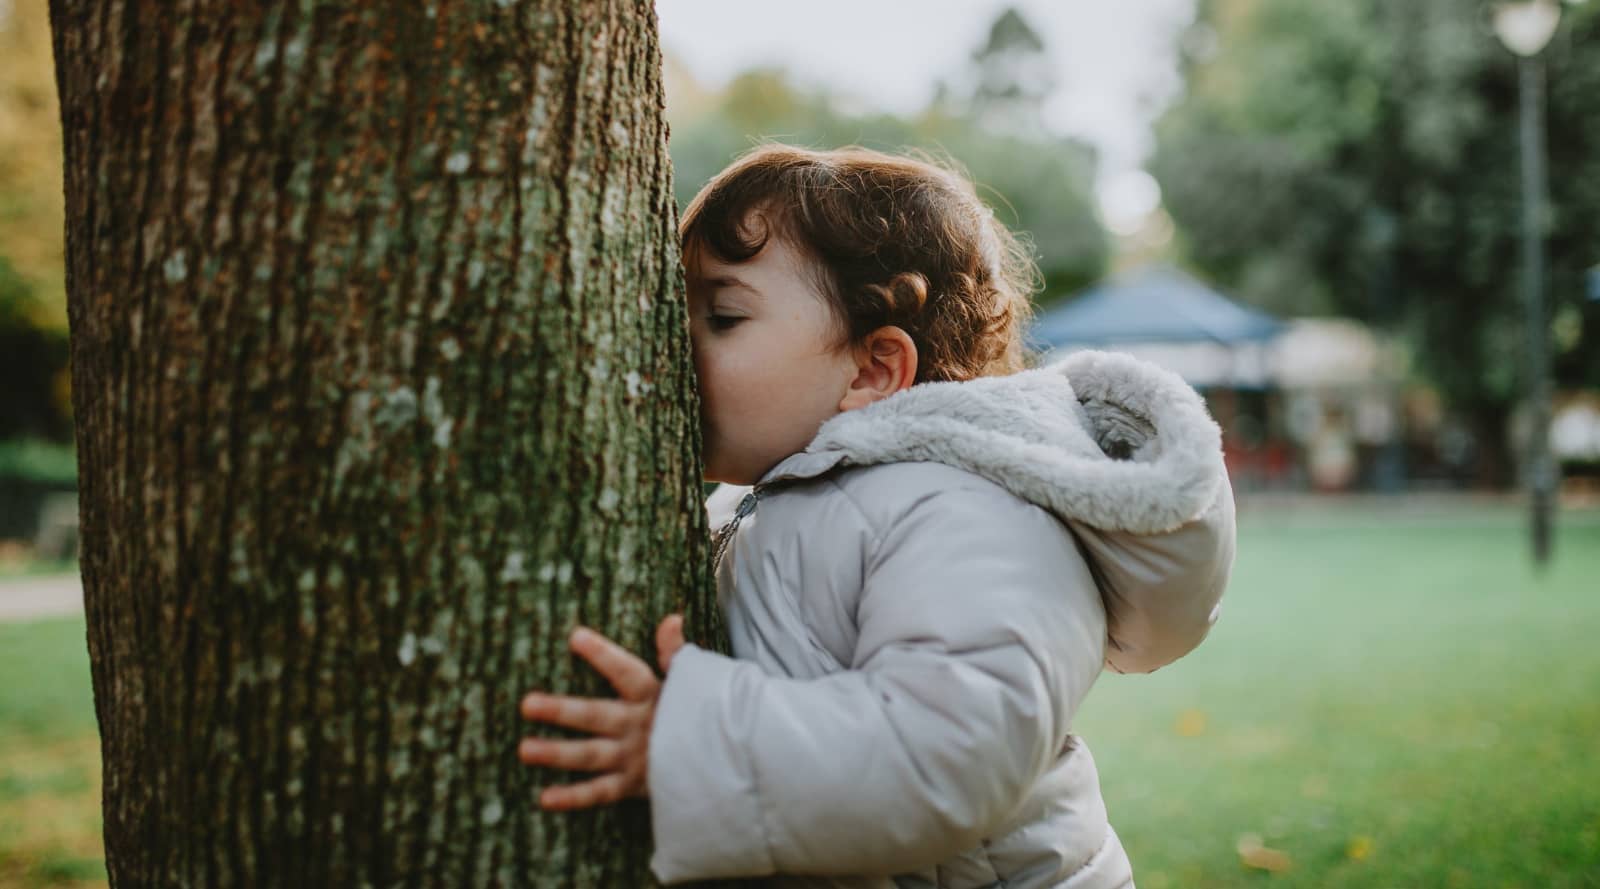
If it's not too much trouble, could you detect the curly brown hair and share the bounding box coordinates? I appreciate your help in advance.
[679,144,1039,383]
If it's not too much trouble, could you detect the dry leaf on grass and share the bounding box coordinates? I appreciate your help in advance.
[1346,835,1374,861]
[1174,708,1208,737]
[1236,832,1293,873]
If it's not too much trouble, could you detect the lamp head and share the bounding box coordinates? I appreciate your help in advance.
[1492,0,1563,56]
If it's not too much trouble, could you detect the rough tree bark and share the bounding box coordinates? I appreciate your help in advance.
[50,0,713,884]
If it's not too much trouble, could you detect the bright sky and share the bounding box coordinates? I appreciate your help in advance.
[656,0,1198,231]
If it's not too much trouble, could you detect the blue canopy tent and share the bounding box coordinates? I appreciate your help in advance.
[1029,264,1285,388]
[1032,264,1284,348]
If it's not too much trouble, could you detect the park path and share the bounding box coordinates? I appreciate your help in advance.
[0,573,84,623]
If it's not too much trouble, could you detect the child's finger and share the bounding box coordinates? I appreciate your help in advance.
[538,772,632,811]
[519,692,631,736]
[517,736,624,773]
[656,614,686,674]
[568,626,658,701]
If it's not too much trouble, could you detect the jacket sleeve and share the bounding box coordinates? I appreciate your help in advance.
[1071,478,1236,674]
[648,485,1106,882]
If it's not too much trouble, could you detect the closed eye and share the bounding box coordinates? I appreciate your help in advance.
[707,314,746,332]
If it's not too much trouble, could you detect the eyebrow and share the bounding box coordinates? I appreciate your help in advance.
[703,275,763,298]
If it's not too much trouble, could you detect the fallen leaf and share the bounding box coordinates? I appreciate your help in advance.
[1237,832,1293,873]
[1346,835,1373,861]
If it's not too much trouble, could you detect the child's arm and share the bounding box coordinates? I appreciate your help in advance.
[646,485,1100,881]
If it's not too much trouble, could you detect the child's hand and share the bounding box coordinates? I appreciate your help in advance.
[517,614,685,810]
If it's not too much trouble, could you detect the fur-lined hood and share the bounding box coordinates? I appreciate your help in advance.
[758,350,1228,535]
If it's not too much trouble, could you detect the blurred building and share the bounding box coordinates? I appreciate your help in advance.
[1550,394,1600,499]
[1031,264,1283,387]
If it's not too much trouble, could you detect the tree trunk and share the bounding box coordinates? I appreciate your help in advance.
[49,0,712,884]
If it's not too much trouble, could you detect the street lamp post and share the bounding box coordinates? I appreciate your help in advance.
[1492,0,1564,566]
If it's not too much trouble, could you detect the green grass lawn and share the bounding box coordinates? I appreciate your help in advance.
[1,505,1597,887]
[0,618,103,889]
[1077,506,1600,888]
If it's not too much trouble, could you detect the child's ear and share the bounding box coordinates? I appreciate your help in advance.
[838,326,918,412]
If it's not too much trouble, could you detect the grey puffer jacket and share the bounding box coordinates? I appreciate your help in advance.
[648,351,1235,888]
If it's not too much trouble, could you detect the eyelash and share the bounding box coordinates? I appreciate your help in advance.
[706,314,745,332]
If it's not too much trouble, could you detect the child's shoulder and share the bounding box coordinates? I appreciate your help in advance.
[831,459,998,499]
[826,460,1060,538]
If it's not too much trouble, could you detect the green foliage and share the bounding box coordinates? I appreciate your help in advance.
[27,857,106,886]
[667,68,1108,298]
[0,257,70,443]
[0,439,75,486]
[1154,0,1600,468]
[0,0,66,333]
[0,3,73,447]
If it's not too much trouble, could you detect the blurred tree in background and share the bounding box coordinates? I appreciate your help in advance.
[1,0,70,442]
[666,7,1109,299]
[967,6,1058,135]
[0,257,67,441]
[1153,0,1600,482]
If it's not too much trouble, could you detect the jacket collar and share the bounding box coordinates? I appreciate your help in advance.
[755,449,850,488]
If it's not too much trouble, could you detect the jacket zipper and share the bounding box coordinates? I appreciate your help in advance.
[711,487,762,574]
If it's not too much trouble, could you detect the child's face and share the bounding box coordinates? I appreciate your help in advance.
[686,234,858,485]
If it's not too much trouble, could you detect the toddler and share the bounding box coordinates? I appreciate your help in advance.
[516,144,1235,888]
